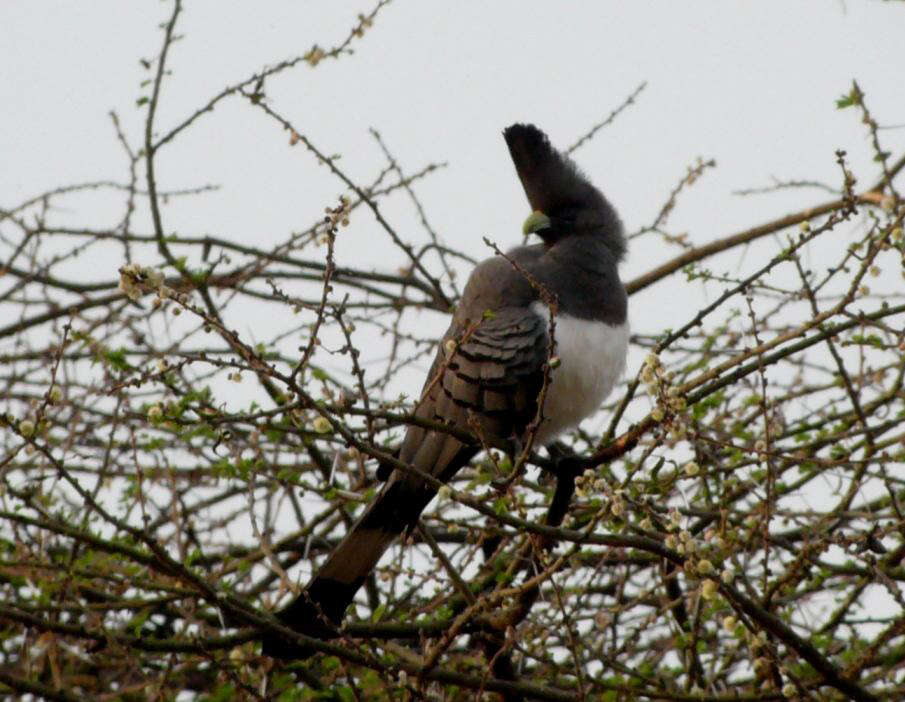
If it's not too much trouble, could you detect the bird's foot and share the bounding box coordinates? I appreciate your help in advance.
[542,441,586,480]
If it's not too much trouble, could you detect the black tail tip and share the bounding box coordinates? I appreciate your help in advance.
[261,631,317,660]
[260,595,340,660]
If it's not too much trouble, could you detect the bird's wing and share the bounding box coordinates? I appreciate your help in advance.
[422,306,550,463]
[374,304,550,516]
[262,308,549,658]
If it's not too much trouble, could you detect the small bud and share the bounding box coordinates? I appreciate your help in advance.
[18,419,35,437]
[701,579,718,600]
[697,559,714,575]
[147,405,163,424]
[799,220,810,232]
[651,406,665,421]
[437,484,452,499]
[782,682,796,698]
[118,264,143,301]
[721,568,734,584]
[145,268,164,288]
[548,355,561,369]
[444,339,457,356]
[48,386,63,404]
[312,415,332,433]
[684,461,700,476]
[722,615,737,632]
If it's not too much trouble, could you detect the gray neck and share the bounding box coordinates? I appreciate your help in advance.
[510,235,626,325]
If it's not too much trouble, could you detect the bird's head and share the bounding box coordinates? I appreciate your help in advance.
[504,123,625,259]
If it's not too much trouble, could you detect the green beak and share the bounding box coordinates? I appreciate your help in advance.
[522,210,551,236]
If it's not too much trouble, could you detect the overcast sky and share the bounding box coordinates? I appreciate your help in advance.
[3,0,905,606]
[3,1,904,385]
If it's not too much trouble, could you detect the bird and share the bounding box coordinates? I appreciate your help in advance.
[261,123,628,659]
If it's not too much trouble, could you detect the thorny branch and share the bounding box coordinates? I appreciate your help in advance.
[1,7,904,702]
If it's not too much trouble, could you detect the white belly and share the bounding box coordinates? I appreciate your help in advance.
[530,302,629,445]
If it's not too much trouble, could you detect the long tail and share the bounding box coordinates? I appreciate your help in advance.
[261,430,473,659]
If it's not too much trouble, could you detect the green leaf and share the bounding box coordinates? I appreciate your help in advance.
[128,610,150,636]
[104,347,135,372]
[835,87,861,109]
[201,683,236,702]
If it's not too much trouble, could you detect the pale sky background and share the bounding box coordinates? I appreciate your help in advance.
[2,0,904,626]
[3,1,904,410]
